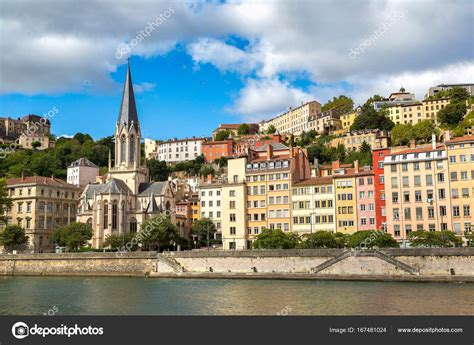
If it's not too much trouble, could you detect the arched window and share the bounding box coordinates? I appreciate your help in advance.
[129,218,137,233]
[103,201,108,229]
[130,135,135,163]
[120,135,126,163]
[86,217,93,227]
[112,202,118,230]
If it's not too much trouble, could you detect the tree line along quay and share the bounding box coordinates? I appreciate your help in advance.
[0,65,473,255]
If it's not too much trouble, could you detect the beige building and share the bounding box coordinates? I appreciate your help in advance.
[384,142,452,243]
[3,176,80,253]
[386,102,424,125]
[261,101,321,135]
[308,109,342,135]
[292,176,335,235]
[422,98,450,124]
[67,158,99,186]
[446,136,474,243]
[330,129,390,151]
[0,114,55,150]
[144,137,206,162]
[198,182,223,239]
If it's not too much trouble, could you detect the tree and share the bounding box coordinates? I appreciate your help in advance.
[237,123,250,135]
[31,141,41,149]
[408,230,462,247]
[391,124,414,146]
[437,102,467,126]
[103,233,137,251]
[300,231,336,248]
[334,232,349,248]
[0,179,12,224]
[266,125,277,134]
[52,222,93,251]
[350,106,394,131]
[253,228,298,249]
[139,216,178,251]
[191,218,217,245]
[413,120,435,143]
[148,159,170,181]
[347,230,399,249]
[215,130,231,141]
[214,157,228,167]
[321,95,354,114]
[0,225,28,252]
[200,165,215,177]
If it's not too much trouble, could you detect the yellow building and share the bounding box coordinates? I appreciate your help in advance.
[3,176,80,253]
[333,164,358,234]
[261,101,321,135]
[422,98,450,124]
[292,176,335,235]
[340,107,361,131]
[387,102,424,125]
[446,135,474,244]
[189,194,200,223]
[330,129,390,151]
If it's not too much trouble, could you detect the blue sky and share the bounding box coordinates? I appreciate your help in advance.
[0,0,472,140]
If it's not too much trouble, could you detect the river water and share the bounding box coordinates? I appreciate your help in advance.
[0,277,472,315]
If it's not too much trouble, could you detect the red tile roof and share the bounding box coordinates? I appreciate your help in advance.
[294,176,333,186]
[6,176,77,188]
[446,136,474,144]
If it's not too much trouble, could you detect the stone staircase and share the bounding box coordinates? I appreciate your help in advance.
[310,250,352,273]
[157,254,184,274]
[310,249,420,275]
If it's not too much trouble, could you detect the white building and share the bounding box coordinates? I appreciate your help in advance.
[67,158,99,186]
[199,182,222,239]
[145,137,206,162]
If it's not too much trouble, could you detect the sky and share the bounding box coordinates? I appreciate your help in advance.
[0,0,473,141]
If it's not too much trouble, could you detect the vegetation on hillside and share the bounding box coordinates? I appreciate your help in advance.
[321,95,354,114]
[390,120,438,146]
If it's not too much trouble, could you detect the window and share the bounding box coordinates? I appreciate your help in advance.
[414,175,421,186]
[392,192,399,203]
[416,207,423,220]
[426,175,433,186]
[464,205,470,216]
[453,206,460,217]
[438,189,446,199]
[229,201,235,209]
[403,192,410,202]
[404,208,411,220]
[402,176,409,187]
[230,227,236,235]
[230,214,236,221]
[437,173,445,182]
[439,206,447,217]
[450,172,458,181]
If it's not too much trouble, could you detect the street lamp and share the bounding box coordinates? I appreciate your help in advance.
[309,211,317,248]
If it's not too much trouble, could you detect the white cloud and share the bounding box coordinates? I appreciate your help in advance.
[134,82,156,94]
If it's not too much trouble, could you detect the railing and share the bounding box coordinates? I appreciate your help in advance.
[157,253,184,274]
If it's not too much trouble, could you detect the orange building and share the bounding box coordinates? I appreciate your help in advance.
[202,139,233,163]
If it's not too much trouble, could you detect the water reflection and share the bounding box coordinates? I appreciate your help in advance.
[0,277,472,315]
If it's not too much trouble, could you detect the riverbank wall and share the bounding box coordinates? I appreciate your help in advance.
[1,248,474,282]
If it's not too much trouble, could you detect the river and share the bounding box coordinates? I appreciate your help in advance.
[0,277,472,315]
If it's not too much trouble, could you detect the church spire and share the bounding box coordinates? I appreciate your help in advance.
[117,59,139,130]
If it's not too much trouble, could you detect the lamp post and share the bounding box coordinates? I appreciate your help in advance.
[309,211,317,248]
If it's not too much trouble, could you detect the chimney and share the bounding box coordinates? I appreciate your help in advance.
[313,158,320,177]
[332,160,340,171]
[266,143,273,159]
[207,174,213,182]
[21,171,25,182]
[431,132,436,150]
[409,139,416,149]
[444,130,451,143]
[354,160,359,172]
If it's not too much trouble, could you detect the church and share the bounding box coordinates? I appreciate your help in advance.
[77,63,175,248]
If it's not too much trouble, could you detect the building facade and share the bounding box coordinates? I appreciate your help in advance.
[198,182,223,238]
[330,130,390,151]
[372,148,390,231]
[0,115,55,150]
[355,169,376,231]
[3,176,79,253]
[67,158,99,186]
[144,137,206,162]
[201,140,233,163]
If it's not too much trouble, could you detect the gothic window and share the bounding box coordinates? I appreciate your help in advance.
[130,135,135,163]
[112,202,118,230]
[103,202,108,228]
[120,135,126,163]
[130,218,137,233]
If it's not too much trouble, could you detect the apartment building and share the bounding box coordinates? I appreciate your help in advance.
[189,194,200,223]
[308,109,342,135]
[0,115,54,150]
[292,176,335,235]
[386,102,424,125]
[356,169,376,231]
[372,148,390,231]
[261,101,321,136]
[67,158,99,186]
[144,137,206,162]
[198,182,222,239]
[3,176,80,253]
[221,158,247,250]
[446,136,474,242]
[373,87,416,111]
[340,107,362,131]
[384,141,452,242]
[330,129,390,150]
[201,139,233,163]
[333,162,358,234]
[422,98,450,124]
[427,83,474,98]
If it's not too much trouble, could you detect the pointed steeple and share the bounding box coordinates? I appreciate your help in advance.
[117,59,139,130]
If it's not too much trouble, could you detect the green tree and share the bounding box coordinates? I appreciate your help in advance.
[266,125,277,134]
[103,233,137,251]
[321,95,354,114]
[300,231,336,248]
[253,228,298,249]
[437,102,467,126]
[408,230,461,247]
[139,216,179,251]
[215,130,231,141]
[347,230,399,249]
[191,218,217,244]
[350,107,394,131]
[391,124,414,146]
[148,159,170,181]
[0,225,28,252]
[31,141,41,149]
[334,232,349,248]
[237,123,250,135]
[200,165,215,177]
[413,120,435,143]
[52,222,93,251]
[0,179,12,224]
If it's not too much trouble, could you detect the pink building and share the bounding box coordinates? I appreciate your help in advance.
[356,168,376,231]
